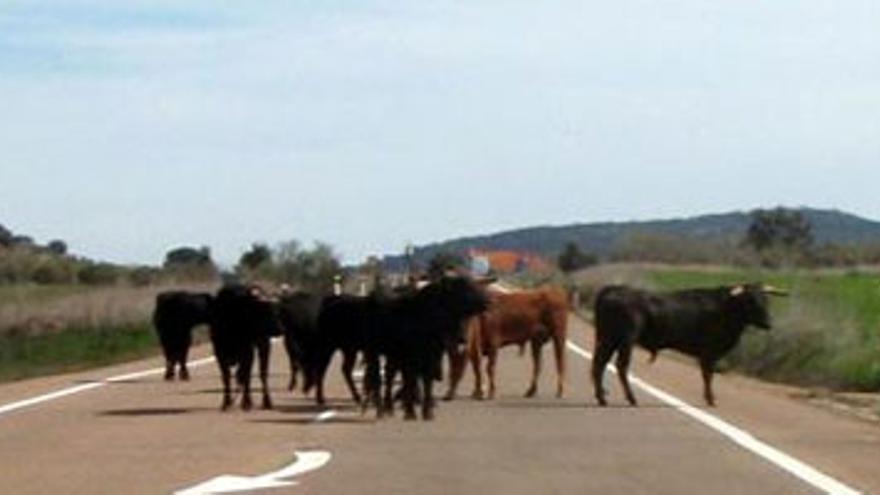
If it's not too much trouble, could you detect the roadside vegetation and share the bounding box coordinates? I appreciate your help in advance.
[0,222,345,383]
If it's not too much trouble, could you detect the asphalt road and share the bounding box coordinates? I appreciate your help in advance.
[0,315,877,494]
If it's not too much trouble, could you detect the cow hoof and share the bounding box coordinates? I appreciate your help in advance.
[596,398,607,407]
[164,372,174,381]
[180,371,190,381]
[524,386,537,398]
[242,400,253,411]
[471,391,484,401]
[262,399,273,410]
[422,411,435,421]
[221,400,233,411]
[441,393,454,402]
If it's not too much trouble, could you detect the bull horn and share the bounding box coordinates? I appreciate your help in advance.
[730,285,745,297]
[762,284,789,296]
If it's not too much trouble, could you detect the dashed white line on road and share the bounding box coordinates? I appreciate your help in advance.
[565,340,861,495]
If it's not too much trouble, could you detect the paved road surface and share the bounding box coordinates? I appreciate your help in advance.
[0,315,877,494]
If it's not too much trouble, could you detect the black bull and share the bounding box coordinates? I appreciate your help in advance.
[592,283,787,407]
[152,291,212,381]
[209,284,282,411]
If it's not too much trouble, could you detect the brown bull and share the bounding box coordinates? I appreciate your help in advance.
[446,287,569,400]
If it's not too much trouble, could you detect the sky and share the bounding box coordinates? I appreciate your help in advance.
[1,1,878,266]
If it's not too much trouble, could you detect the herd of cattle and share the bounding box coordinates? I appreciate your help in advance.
[152,273,787,420]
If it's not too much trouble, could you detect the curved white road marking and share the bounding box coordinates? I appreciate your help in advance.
[0,357,216,417]
[175,411,337,495]
[566,340,861,495]
[174,450,332,495]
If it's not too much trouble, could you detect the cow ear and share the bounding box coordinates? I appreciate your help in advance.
[729,285,745,297]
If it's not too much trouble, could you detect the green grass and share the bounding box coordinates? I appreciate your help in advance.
[646,268,880,391]
[0,322,161,383]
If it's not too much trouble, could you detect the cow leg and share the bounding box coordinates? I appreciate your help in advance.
[552,335,566,399]
[591,339,616,407]
[164,359,175,381]
[341,350,362,405]
[383,360,398,416]
[421,372,435,421]
[525,338,543,398]
[179,330,192,381]
[443,347,465,401]
[402,368,418,421]
[286,346,298,392]
[312,350,332,406]
[258,340,273,410]
[237,348,255,411]
[615,344,638,406]
[470,348,484,400]
[700,359,716,407]
[219,362,234,411]
[160,329,176,381]
[361,352,381,417]
[486,349,498,400]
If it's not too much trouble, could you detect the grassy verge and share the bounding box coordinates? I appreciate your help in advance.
[645,268,880,391]
[0,322,162,383]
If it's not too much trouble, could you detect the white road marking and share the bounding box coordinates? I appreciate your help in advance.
[493,282,858,493]
[174,450,332,495]
[0,357,216,417]
[175,411,337,494]
[565,340,861,495]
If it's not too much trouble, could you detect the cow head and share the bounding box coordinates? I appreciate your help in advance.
[420,274,490,346]
[729,283,788,330]
[434,275,491,318]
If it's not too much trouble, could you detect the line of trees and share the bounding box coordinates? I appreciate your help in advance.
[234,240,342,293]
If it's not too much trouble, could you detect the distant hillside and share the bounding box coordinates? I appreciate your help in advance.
[382,208,880,270]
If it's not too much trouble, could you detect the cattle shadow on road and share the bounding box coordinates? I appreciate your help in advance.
[182,387,293,396]
[249,416,375,426]
[97,406,216,417]
[493,400,675,410]
[272,403,359,414]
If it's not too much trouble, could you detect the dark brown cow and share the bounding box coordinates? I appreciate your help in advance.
[446,286,569,400]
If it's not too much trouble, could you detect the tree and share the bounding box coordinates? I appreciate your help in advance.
[557,242,597,273]
[427,251,465,280]
[745,208,814,252]
[0,224,12,247]
[162,245,217,281]
[238,243,272,271]
[46,239,68,256]
[163,246,213,268]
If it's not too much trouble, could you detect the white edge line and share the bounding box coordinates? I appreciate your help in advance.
[565,340,861,495]
[0,356,216,417]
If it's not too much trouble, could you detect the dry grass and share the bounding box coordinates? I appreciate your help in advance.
[0,283,218,337]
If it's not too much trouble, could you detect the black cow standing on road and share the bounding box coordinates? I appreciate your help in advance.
[362,275,490,421]
[152,291,212,381]
[276,290,324,395]
[592,283,787,407]
[306,294,369,406]
[209,284,281,411]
